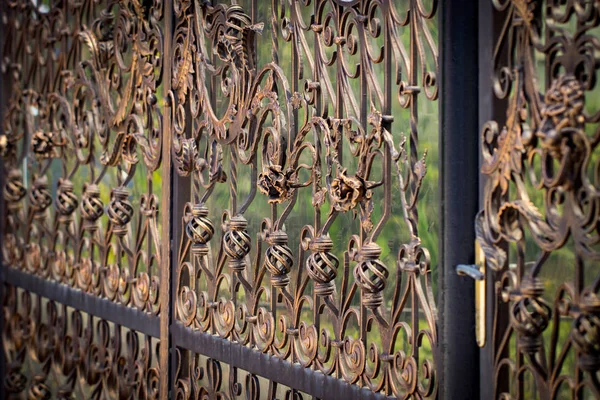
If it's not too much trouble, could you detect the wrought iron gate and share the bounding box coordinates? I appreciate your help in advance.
[475,1,600,399]
[1,0,598,399]
[0,0,441,398]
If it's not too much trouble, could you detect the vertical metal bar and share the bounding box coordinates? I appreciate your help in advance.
[478,3,510,398]
[159,0,174,398]
[0,1,7,392]
[169,160,192,388]
[439,0,480,399]
[478,1,495,398]
[167,2,192,391]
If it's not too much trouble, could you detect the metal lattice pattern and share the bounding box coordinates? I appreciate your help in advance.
[170,0,438,398]
[3,286,160,399]
[476,0,600,398]
[1,0,167,398]
[1,0,165,312]
[0,0,439,399]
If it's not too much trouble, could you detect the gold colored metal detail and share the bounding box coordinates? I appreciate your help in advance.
[475,240,486,348]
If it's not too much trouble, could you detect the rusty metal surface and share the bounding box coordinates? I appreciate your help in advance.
[0,0,440,398]
[476,0,600,398]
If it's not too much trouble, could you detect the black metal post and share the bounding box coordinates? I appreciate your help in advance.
[439,0,480,399]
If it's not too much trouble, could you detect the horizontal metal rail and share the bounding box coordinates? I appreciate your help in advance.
[1,267,161,337]
[171,322,392,400]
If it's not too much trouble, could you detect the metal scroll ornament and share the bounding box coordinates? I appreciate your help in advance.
[1,0,166,397]
[476,0,600,398]
[1,0,439,398]
[171,0,438,398]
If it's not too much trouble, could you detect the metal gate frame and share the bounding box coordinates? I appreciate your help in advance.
[0,1,489,399]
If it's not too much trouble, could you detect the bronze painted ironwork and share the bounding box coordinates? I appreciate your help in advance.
[0,0,168,397]
[0,0,439,399]
[3,284,161,399]
[170,0,438,398]
[476,0,600,398]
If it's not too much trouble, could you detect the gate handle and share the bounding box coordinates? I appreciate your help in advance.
[456,264,484,281]
[454,241,486,348]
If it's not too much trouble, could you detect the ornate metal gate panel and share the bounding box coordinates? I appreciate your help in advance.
[0,0,440,399]
[169,0,439,398]
[0,0,171,398]
[477,0,600,399]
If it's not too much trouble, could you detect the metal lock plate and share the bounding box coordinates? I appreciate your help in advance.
[475,240,486,347]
